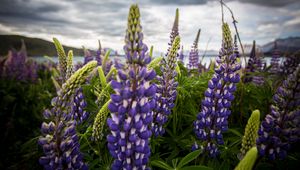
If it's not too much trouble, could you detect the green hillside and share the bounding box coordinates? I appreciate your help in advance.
[0,35,84,56]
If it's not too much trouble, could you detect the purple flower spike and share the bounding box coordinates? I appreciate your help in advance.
[179,45,185,63]
[244,40,266,85]
[257,64,300,160]
[270,41,281,74]
[71,88,89,124]
[188,29,201,69]
[107,5,156,169]
[152,36,180,137]
[193,23,241,157]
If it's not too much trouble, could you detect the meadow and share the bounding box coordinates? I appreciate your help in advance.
[0,3,299,170]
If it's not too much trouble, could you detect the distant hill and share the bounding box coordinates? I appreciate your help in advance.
[0,35,84,56]
[261,37,300,55]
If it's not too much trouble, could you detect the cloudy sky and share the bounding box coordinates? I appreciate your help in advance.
[0,0,300,54]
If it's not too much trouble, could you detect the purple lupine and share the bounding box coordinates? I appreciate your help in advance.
[152,36,180,137]
[188,29,201,69]
[179,45,185,63]
[106,5,156,169]
[270,41,281,74]
[280,52,300,76]
[83,48,94,65]
[71,88,89,124]
[95,40,102,66]
[2,41,37,82]
[244,40,265,85]
[151,9,181,137]
[25,59,38,82]
[166,8,179,56]
[38,61,96,169]
[256,64,300,160]
[193,24,241,157]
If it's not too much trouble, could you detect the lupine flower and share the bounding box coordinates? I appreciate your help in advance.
[280,51,300,76]
[179,45,185,63]
[150,10,180,137]
[71,88,89,124]
[270,41,281,74]
[95,40,102,66]
[166,8,179,56]
[38,61,97,169]
[66,50,74,80]
[235,147,258,170]
[239,110,260,160]
[188,29,201,69]
[256,64,300,160]
[2,41,38,82]
[83,48,94,65]
[106,5,156,169]
[92,100,110,141]
[244,40,265,85]
[53,38,68,83]
[152,36,180,137]
[193,23,241,157]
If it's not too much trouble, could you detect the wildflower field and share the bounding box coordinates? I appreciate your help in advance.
[0,2,299,170]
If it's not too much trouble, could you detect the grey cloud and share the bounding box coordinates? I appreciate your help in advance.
[235,0,299,7]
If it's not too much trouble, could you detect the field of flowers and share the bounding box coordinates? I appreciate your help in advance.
[0,3,299,170]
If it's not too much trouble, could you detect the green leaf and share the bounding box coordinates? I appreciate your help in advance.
[181,165,213,170]
[151,160,173,170]
[177,150,201,168]
[175,62,181,76]
[102,49,111,72]
[228,128,243,137]
[98,66,107,87]
[149,45,153,58]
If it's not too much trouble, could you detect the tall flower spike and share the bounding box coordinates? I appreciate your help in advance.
[270,41,281,74]
[96,40,102,66]
[107,5,156,170]
[167,8,179,56]
[179,45,185,63]
[2,41,37,82]
[152,36,180,137]
[92,100,110,141]
[280,51,300,76]
[235,147,258,170]
[188,29,201,69]
[257,63,300,160]
[71,88,89,124]
[66,50,74,79]
[193,23,241,157]
[239,110,260,160]
[244,40,265,85]
[53,38,68,83]
[38,61,97,169]
[83,47,94,65]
